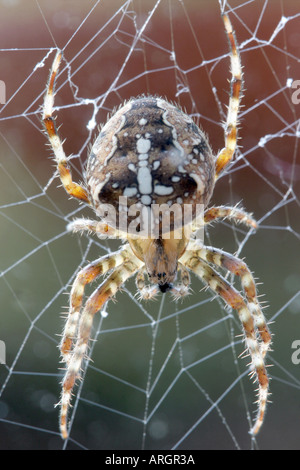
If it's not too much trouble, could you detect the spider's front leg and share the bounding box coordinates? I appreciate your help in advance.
[195,246,272,358]
[60,245,131,363]
[59,253,143,439]
[181,250,269,436]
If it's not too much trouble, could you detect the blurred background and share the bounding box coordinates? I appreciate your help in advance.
[0,0,300,450]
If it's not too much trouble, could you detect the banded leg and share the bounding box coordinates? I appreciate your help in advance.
[215,15,243,178]
[181,250,269,435]
[61,245,131,363]
[195,246,271,358]
[59,255,143,439]
[204,205,257,229]
[67,218,124,239]
[42,50,90,203]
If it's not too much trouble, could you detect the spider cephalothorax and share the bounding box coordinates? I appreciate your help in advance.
[42,14,271,440]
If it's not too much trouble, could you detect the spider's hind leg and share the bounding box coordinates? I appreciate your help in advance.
[42,50,90,204]
[215,15,243,178]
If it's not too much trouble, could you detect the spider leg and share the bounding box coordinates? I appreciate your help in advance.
[60,245,131,363]
[42,50,90,204]
[204,205,257,229]
[181,250,269,435]
[59,255,143,439]
[135,268,159,300]
[179,263,191,287]
[195,246,271,358]
[67,218,124,239]
[215,15,242,178]
[170,263,191,300]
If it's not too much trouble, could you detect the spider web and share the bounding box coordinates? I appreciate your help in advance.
[0,0,300,451]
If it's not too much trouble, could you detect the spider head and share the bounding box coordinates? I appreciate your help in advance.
[128,232,188,289]
[158,282,173,293]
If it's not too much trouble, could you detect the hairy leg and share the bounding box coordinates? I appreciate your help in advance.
[181,250,269,435]
[204,205,257,229]
[61,245,131,363]
[59,255,143,439]
[42,50,90,203]
[215,15,243,178]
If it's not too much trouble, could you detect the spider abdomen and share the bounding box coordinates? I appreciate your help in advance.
[86,96,215,234]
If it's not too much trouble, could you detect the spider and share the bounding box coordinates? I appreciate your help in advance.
[43,14,271,440]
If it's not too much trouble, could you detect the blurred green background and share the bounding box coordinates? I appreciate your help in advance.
[0,0,300,450]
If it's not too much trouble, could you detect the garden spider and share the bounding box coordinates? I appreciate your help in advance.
[43,14,271,440]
